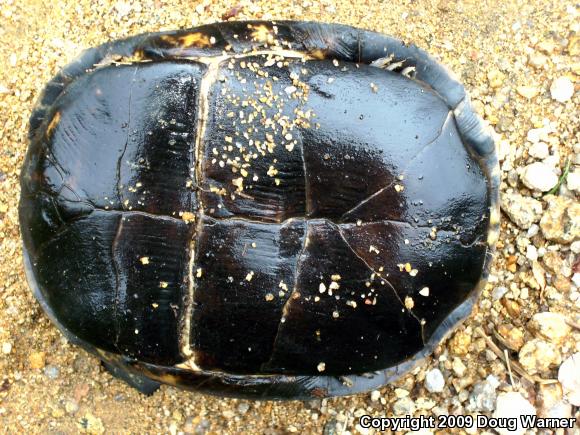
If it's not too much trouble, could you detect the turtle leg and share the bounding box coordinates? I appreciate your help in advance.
[101,360,161,395]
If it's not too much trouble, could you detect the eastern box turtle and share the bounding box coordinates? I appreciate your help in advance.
[19,21,500,399]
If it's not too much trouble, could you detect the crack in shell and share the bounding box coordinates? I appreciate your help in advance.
[340,111,452,221]
[330,221,426,345]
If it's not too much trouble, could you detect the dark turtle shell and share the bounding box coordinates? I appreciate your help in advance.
[19,20,499,399]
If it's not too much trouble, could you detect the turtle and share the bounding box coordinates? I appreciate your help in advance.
[19,20,500,400]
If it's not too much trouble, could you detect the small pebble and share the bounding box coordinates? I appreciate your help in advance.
[392,396,415,415]
[451,357,467,377]
[526,223,540,238]
[518,339,561,375]
[498,324,525,351]
[492,392,535,435]
[558,353,580,406]
[540,195,580,243]
[44,365,60,379]
[529,312,571,344]
[237,402,250,414]
[424,368,445,393]
[520,162,558,192]
[516,86,540,99]
[450,330,471,355]
[65,400,79,414]
[114,1,132,18]
[467,375,499,412]
[500,192,543,229]
[222,410,235,419]
[549,76,574,102]
[492,286,508,300]
[28,351,46,369]
[528,141,549,159]
[1,342,12,354]
[525,244,538,261]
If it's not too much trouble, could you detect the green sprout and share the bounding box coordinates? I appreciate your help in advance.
[545,157,572,196]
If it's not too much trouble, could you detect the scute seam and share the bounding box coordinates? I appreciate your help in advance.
[178,56,219,364]
[340,111,452,221]
[330,221,426,345]
[117,67,138,210]
[111,216,124,352]
[261,220,309,371]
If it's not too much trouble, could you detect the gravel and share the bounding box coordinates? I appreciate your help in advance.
[558,353,580,406]
[424,368,445,393]
[493,392,536,435]
[520,162,559,192]
[550,76,575,102]
[467,375,499,412]
[528,141,550,159]
[501,192,543,229]
[540,195,580,243]
[529,312,572,344]
[518,339,562,375]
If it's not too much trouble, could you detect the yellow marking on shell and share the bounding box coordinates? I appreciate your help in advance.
[309,49,327,60]
[46,112,61,137]
[248,24,275,44]
[489,207,500,225]
[182,49,315,67]
[162,32,212,48]
[487,229,499,247]
[117,51,144,63]
[176,355,202,371]
[180,211,196,223]
[153,372,182,386]
[92,52,149,69]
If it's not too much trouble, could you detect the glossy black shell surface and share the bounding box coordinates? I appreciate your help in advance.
[19,21,499,399]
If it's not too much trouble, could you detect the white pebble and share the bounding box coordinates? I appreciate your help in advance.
[424,368,445,393]
[566,171,580,192]
[528,142,549,159]
[530,312,571,343]
[492,286,508,300]
[526,126,550,143]
[558,353,580,406]
[114,1,132,17]
[521,162,558,192]
[550,76,574,102]
[525,244,538,261]
[1,342,12,354]
[526,224,540,238]
[492,392,535,435]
